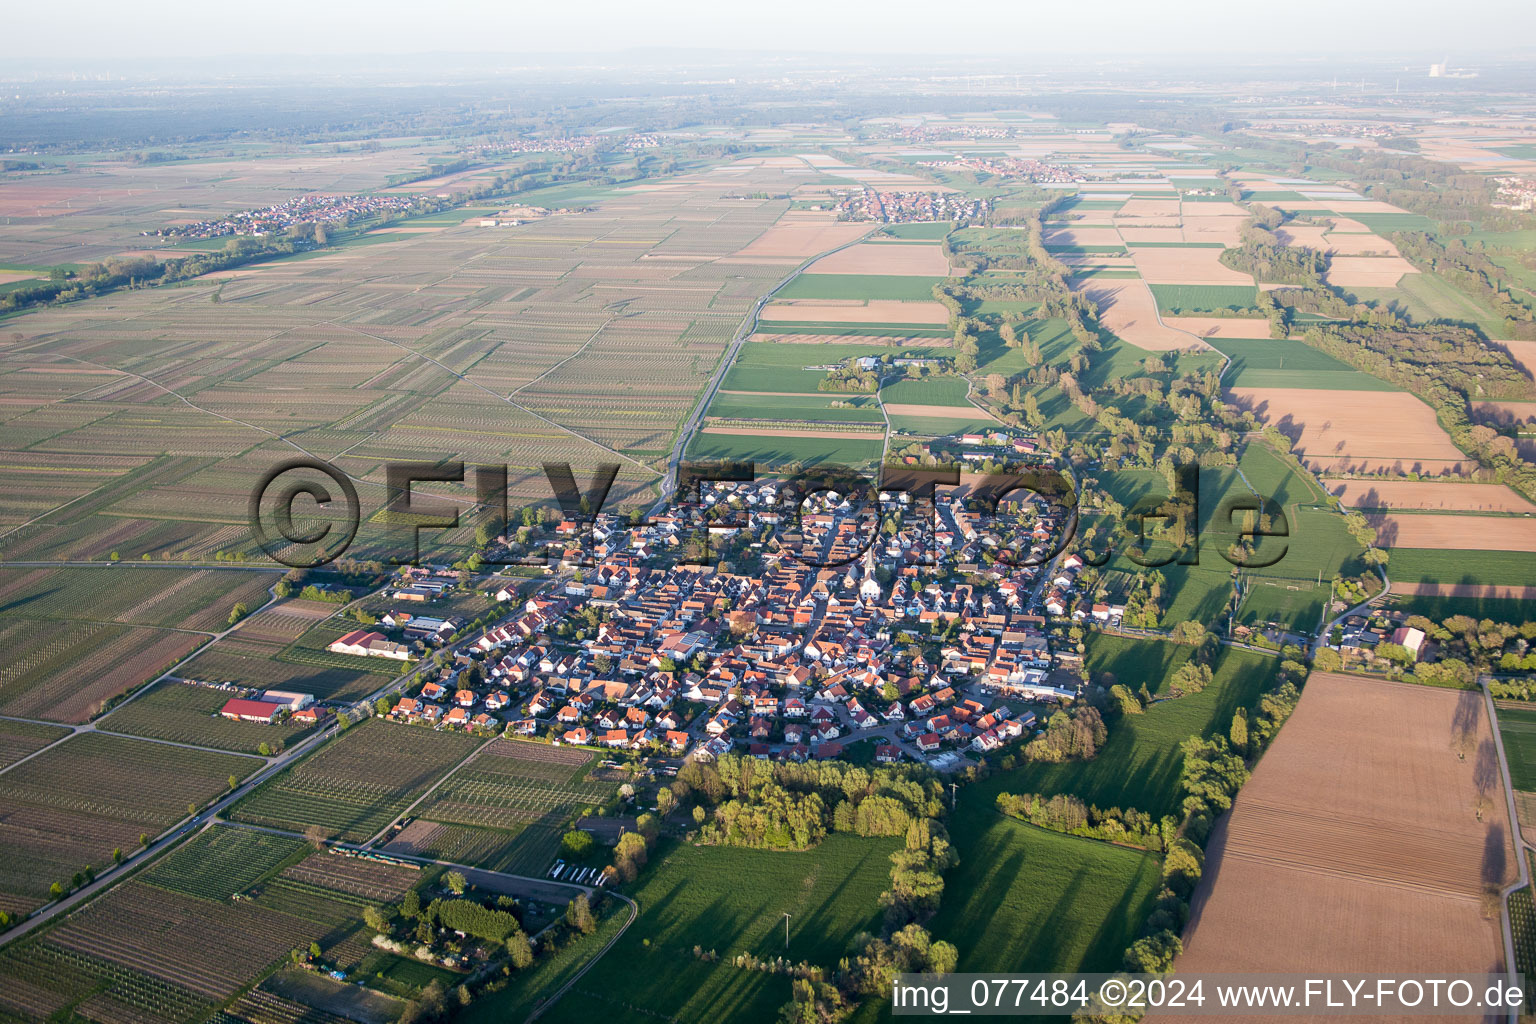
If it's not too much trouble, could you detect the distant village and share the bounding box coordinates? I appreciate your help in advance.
[144,193,432,241]
[917,154,1086,184]
[831,187,990,224]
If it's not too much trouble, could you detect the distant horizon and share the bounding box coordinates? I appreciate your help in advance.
[5,0,1535,65]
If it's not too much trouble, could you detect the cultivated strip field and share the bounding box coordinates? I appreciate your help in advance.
[1327,480,1536,514]
[1175,674,1513,981]
[1225,387,1476,475]
[386,738,615,875]
[1078,281,1212,352]
[1367,513,1536,553]
[230,718,482,841]
[0,733,261,915]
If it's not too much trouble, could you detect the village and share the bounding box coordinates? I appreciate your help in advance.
[254,470,1116,774]
[829,187,990,224]
[143,192,436,242]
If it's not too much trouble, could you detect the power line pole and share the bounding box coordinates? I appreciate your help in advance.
[783,912,791,948]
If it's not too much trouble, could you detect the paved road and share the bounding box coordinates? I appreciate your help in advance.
[0,720,338,946]
[1482,681,1531,1023]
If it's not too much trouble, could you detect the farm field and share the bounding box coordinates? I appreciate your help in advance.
[0,824,419,1023]
[1148,283,1258,314]
[775,274,945,301]
[0,718,71,770]
[1224,387,1475,475]
[179,599,381,701]
[1497,705,1536,794]
[96,680,316,754]
[1078,280,1215,352]
[387,738,615,875]
[719,340,931,394]
[533,835,898,1024]
[689,431,885,469]
[1206,337,1397,390]
[929,797,1160,976]
[1326,479,1536,514]
[230,718,482,841]
[0,732,261,914]
[1176,674,1514,977]
[1367,512,1536,552]
[0,567,282,721]
[0,165,852,571]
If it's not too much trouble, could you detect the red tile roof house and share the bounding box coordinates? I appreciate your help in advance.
[220,697,284,724]
[916,732,942,753]
[875,744,901,764]
[559,727,592,746]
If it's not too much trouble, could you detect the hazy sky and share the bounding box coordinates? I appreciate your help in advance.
[7,0,1535,63]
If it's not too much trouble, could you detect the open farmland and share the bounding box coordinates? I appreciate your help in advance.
[390,738,614,875]
[0,168,855,567]
[0,824,418,1024]
[1225,387,1476,475]
[1327,479,1536,514]
[1367,512,1536,552]
[1078,281,1214,352]
[96,680,317,753]
[0,567,278,721]
[518,835,898,1024]
[0,733,260,915]
[230,717,483,841]
[0,719,70,770]
[179,598,379,700]
[1175,674,1514,979]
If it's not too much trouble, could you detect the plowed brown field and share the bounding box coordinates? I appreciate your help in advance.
[1175,674,1513,991]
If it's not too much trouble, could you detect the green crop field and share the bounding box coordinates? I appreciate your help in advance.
[97,680,317,754]
[1150,284,1258,313]
[1207,338,1399,391]
[720,341,924,394]
[1497,706,1536,792]
[690,432,885,468]
[929,805,1160,974]
[880,376,973,407]
[0,733,261,909]
[776,274,945,301]
[707,392,885,424]
[532,835,898,1023]
[230,718,482,841]
[887,414,998,437]
[0,718,70,770]
[1382,548,1536,588]
[969,638,1280,818]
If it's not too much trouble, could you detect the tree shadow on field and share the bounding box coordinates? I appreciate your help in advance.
[1482,823,1509,888]
[1451,690,1483,758]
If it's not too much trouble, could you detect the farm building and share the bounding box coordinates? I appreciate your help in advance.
[328,629,411,660]
[220,698,285,724]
